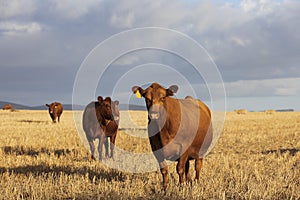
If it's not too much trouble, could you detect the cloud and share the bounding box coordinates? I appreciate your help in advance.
[0,0,36,19]
[230,36,251,47]
[240,0,281,14]
[110,12,135,29]
[225,77,300,97]
[0,21,42,36]
[0,0,299,109]
[50,0,102,20]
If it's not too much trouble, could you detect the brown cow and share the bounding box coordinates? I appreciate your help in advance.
[45,102,63,123]
[132,82,213,190]
[82,96,119,160]
[3,104,12,110]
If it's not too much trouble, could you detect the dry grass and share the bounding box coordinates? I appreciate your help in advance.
[0,110,299,199]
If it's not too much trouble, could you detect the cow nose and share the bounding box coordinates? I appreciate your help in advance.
[149,111,160,120]
[149,104,161,120]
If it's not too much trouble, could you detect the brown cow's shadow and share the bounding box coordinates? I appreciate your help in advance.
[261,148,300,156]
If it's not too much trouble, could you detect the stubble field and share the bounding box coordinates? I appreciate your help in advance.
[0,110,299,199]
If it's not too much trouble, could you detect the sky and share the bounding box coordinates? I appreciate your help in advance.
[0,0,299,111]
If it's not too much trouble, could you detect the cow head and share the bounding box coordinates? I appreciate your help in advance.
[46,103,59,114]
[97,96,114,121]
[132,83,178,120]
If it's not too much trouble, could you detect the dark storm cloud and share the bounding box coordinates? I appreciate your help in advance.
[0,0,299,107]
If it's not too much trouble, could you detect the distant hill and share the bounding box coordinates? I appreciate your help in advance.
[119,104,146,111]
[275,109,294,112]
[0,101,145,111]
[0,101,85,110]
[30,104,85,110]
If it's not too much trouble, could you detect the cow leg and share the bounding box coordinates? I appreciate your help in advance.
[87,128,96,160]
[185,160,192,182]
[152,146,168,190]
[148,126,168,190]
[177,152,189,184]
[110,134,116,159]
[58,116,60,123]
[88,140,96,160]
[104,137,109,158]
[50,114,55,123]
[98,133,105,161]
[195,158,203,181]
[159,161,169,191]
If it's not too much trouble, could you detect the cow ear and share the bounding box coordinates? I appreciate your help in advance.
[105,97,112,103]
[46,104,50,107]
[166,85,178,96]
[132,86,145,98]
[132,86,140,94]
[114,100,119,106]
[97,96,103,103]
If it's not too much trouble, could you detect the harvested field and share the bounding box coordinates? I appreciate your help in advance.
[0,110,299,199]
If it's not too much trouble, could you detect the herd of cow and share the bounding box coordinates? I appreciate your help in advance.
[45,82,213,190]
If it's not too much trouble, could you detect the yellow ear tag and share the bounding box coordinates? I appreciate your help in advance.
[135,90,142,98]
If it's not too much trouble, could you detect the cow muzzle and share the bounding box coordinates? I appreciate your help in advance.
[149,111,160,120]
[149,104,165,120]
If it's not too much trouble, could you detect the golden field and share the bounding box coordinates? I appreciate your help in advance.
[0,110,299,199]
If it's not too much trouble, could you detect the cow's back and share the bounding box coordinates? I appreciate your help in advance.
[55,102,63,115]
[181,98,212,149]
[187,98,212,157]
[162,98,212,159]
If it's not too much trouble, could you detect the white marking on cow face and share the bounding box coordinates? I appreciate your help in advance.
[149,112,160,120]
[145,86,167,120]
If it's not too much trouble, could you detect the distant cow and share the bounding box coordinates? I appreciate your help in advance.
[234,109,247,114]
[46,102,63,123]
[3,104,12,110]
[82,96,119,160]
[132,82,213,190]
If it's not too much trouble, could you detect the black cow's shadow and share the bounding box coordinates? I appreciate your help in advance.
[2,145,78,158]
[16,120,49,124]
[261,148,300,156]
[0,164,125,182]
